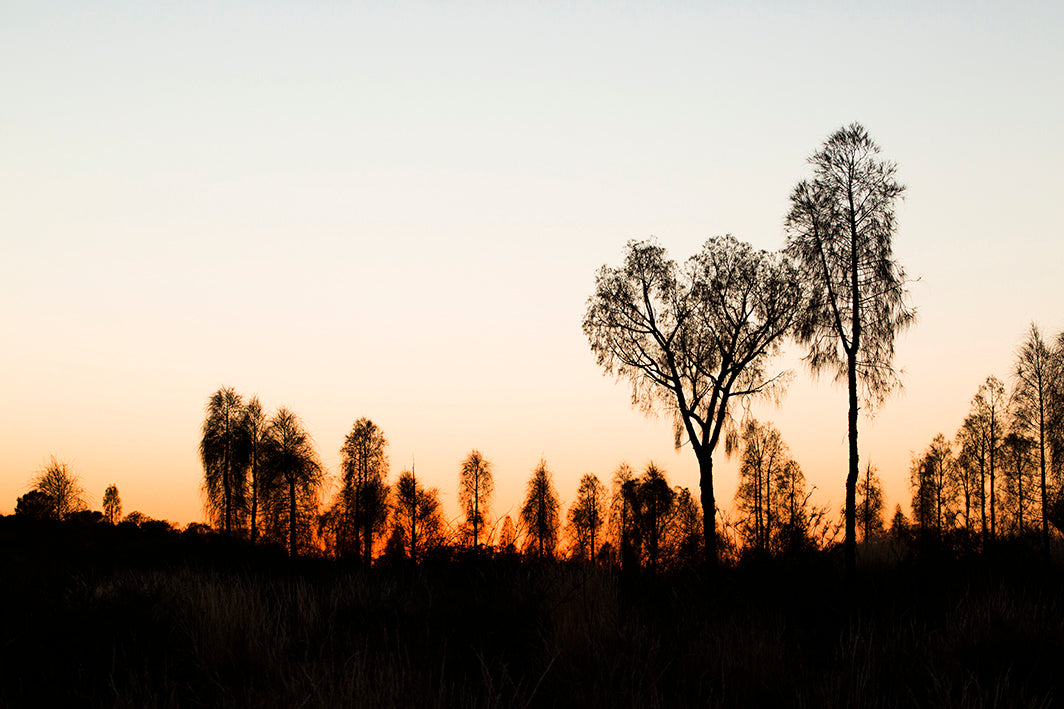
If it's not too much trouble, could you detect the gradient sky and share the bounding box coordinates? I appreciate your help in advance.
[3,1,1062,530]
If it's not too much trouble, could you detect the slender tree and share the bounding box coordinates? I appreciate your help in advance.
[568,473,607,561]
[458,449,494,549]
[970,376,1007,539]
[339,418,390,563]
[733,420,788,553]
[29,457,87,520]
[261,407,323,557]
[610,462,637,570]
[1012,323,1058,558]
[102,484,122,525]
[521,459,560,559]
[240,396,267,542]
[584,236,802,564]
[910,434,953,536]
[954,414,986,534]
[784,123,916,577]
[199,387,248,536]
[1001,431,1035,536]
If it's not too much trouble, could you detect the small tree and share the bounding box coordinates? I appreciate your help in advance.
[102,484,122,525]
[910,434,954,536]
[15,490,55,519]
[261,407,323,557]
[567,473,607,561]
[855,463,885,543]
[339,418,390,563]
[521,459,560,559]
[1001,431,1036,536]
[240,396,267,542]
[390,468,445,562]
[200,387,248,536]
[458,449,494,549]
[30,457,88,520]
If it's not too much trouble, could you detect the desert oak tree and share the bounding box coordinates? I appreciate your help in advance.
[584,235,801,564]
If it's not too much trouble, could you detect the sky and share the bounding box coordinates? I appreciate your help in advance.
[3,1,1063,530]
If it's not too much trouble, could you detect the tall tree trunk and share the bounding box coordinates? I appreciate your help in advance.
[845,349,859,579]
[699,451,717,567]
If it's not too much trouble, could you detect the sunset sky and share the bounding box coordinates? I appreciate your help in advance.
[3,1,1062,530]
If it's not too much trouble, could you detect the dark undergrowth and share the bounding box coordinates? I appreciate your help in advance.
[1,517,1062,707]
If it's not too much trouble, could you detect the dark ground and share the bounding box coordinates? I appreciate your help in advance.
[1,516,1062,707]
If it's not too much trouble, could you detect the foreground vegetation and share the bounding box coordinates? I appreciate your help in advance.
[3,516,1063,708]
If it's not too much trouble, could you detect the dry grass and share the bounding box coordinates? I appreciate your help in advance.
[2,517,1063,707]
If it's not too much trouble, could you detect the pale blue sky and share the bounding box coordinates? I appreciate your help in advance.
[3,1,1062,526]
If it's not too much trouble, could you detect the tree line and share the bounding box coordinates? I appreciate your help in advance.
[909,323,1064,558]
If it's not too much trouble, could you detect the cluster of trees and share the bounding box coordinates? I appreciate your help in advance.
[14,456,125,526]
[198,387,747,569]
[910,324,1064,556]
[584,123,914,577]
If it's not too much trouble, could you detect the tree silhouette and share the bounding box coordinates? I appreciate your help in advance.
[240,396,267,542]
[609,462,637,570]
[629,463,676,571]
[520,459,560,559]
[457,449,494,549]
[567,473,606,561]
[784,123,915,577]
[584,235,801,565]
[339,418,389,564]
[733,420,788,553]
[1001,431,1036,535]
[498,514,517,553]
[965,376,1007,540]
[388,466,444,562]
[910,434,954,537]
[102,484,121,525]
[955,413,987,534]
[261,407,322,557]
[29,457,88,520]
[856,463,885,543]
[1011,323,1059,558]
[666,486,703,568]
[14,490,55,519]
[200,387,248,536]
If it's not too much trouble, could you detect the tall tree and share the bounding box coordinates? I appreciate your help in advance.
[102,484,122,525]
[568,473,607,561]
[584,235,801,564]
[29,457,87,520]
[261,407,323,557]
[199,387,248,536]
[855,463,885,543]
[457,449,494,549]
[339,418,390,563]
[1011,323,1059,558]
[520,459,560,559]
[784,123,915,577]
[240,396,267,542]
